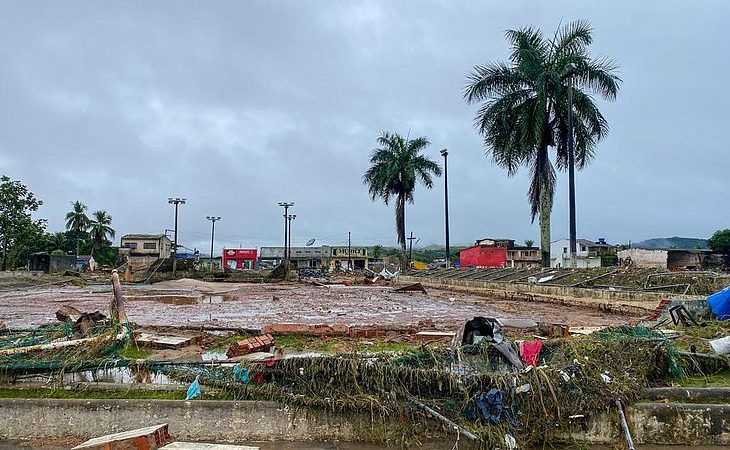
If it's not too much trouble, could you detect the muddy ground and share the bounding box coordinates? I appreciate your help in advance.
[0,278,633,330]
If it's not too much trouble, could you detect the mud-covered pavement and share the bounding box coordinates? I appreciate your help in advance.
[0,279,634,329]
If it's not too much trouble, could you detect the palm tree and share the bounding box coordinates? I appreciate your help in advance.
[464,21,620,266]
[65,200,90,256]
[525,239,534,248]
[46,232,68,253]
[363,132,442,263]
[89,210,115,254]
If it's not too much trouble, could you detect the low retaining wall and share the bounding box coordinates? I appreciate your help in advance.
[0,398,413,443]
[399,275,695,315]
[0,398,727,446]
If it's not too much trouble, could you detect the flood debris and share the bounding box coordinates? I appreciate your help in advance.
[134,331,202,350]
[72,424,171,450]
[393,282,427,294]
[226,333,274,357]
[160,444,259,450]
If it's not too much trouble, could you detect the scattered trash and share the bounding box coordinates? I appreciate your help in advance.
[515,383,531,394]
[600,371,612,384]
[504,434,517,449]
[233,366,250,383]
[707,286,730,321]
[518,340,543,367]
[476,388,504,424]
[669,304,699,326]
[709,336,730,355]
[537,275,554,283]
[393,282,427,294]
[185,374,201,400]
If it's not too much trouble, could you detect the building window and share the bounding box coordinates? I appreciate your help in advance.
[581,245,587,252]
[563,247,567,253]
[124,242,138,250]
[143,242,157,250]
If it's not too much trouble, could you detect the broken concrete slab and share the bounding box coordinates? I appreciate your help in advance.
[412,331,455,342]
[226,334,274,358]
[134,332,202,350]
[496,318,538,330]
[159,444,259,450]
[72,423,171,450]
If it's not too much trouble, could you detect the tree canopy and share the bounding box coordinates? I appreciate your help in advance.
[0,176,45,270]
[708,229,730,255]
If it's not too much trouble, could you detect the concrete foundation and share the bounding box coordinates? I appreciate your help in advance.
[0,398,727,446]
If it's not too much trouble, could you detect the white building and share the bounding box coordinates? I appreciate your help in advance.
[550,238,614,268]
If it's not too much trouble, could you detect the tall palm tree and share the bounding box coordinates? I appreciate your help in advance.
[65,200,90,256]
[89,210,115,254]
[363,132,442,263]
[464,21,620,266]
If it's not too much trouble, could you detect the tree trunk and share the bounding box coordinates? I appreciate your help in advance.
[1,237,7,271]
[396,193,407,267]
[539,184,552,268]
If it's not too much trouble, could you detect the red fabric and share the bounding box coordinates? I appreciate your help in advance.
[519,340,543,367]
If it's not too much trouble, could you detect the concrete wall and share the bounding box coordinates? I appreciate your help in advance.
[0,398,413,443]
[0,398,726,446]
[618,248,668,269]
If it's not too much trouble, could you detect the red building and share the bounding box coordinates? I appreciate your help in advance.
[459,245,507,268]
[222,248,257,270]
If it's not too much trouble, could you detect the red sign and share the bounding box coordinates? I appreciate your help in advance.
[222,248,257,270]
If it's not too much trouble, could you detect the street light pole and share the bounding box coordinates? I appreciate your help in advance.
[287,214,296,262]
[347,231,351,270]
[206,216,221,271]
[168,197,186,277]
[278,202,294,264]
[567,79,577,268]
[440,148,450,267]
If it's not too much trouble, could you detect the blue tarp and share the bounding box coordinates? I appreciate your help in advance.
[707,287,730,321]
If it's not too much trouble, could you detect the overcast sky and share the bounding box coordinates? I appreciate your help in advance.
[1,1,728,253]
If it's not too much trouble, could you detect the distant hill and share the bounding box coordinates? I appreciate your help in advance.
[632,236,708,250]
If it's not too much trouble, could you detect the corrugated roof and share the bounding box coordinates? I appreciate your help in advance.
[121,233,167,240]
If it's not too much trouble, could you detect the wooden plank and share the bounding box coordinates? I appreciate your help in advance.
[135,332,197,349]
[160,443,259,450]
[73,424,170,450]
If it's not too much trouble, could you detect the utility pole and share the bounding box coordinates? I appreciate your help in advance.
[440,148,450,267]
[206,216,221,271]
[407,231,418,267]
[287,214,296,261]
[347,231,352,270]
[277,202,294,264]
[567,77,577,269]
[168,197,186,277]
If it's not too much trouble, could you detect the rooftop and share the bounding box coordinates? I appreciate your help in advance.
[121,233,167,240]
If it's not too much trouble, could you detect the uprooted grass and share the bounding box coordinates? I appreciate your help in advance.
[1,323,727,449]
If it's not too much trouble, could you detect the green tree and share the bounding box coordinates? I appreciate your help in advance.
[708,229,730,255]
[65,200,90,256]
[464,21,620,266]
[0,176,45,270]
[46,232,69,253]
[371,245,383,259]
[363,132,441,263]
[89,210,115,254]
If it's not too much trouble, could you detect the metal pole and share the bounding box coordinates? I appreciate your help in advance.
[348,231,351,270]
[278,202,294,264]
[615,399,636,450]
[567,81,577,269]
[206,216,221,272]
[288,214,296,263]
[168,197,186,277]
[408,231,413,263]
[173,203,178,276]
[440,149,450,267]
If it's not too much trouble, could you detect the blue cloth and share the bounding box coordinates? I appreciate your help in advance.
[233,366,250,383]
[185,375,201,401]
[476,388,504,424]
